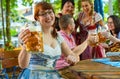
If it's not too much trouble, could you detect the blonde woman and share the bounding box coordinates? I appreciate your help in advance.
[73,0,106,60]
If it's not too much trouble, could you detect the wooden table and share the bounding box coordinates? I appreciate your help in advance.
[68,59,120,79]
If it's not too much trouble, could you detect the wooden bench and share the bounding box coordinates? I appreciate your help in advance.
[0,49,21,79]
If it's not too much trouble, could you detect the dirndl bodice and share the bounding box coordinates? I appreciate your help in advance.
[18,33,64,79]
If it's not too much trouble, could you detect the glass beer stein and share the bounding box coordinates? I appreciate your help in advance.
[98,32,107,43]
[98,26,108,43]
[88,29,99,47]
[23,23,44,54]
[89,33,99,47]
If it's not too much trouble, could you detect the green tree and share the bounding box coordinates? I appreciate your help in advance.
[77,0,81,11]
[52,0,61,14]
[2,0,19,50]
[103,1,109,22]
[113,0,120,17]
[6,0,11,43]
[22,0,33,6]
[1,0,34,50]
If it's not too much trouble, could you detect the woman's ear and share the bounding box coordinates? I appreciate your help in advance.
[35,16,39,21]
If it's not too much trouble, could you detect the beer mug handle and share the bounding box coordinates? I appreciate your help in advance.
[18,23,28,46]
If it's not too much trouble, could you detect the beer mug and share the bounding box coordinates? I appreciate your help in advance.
[21,23,44,53]
[98,27,107,43]
[89,33,99,47]
[98,32,107,43]
[88,29,99,47]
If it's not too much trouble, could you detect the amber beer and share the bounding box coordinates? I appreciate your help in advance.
[25,25,44,53]
[89,33,107,47]
[98,32,107,43]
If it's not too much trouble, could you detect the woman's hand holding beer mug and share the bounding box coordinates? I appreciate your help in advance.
[100,31,111,39]
[100,31,120,43]
[18,25,44,54]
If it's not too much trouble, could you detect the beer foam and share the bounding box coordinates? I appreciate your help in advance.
[21,23,42,32]
[28,24,42,32]
[28,26,37,32]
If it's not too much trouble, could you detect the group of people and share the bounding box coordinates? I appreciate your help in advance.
[18,0,120,79]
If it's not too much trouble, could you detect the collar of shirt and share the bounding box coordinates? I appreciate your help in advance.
[59,30,73,41]
[58,30,76,49]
